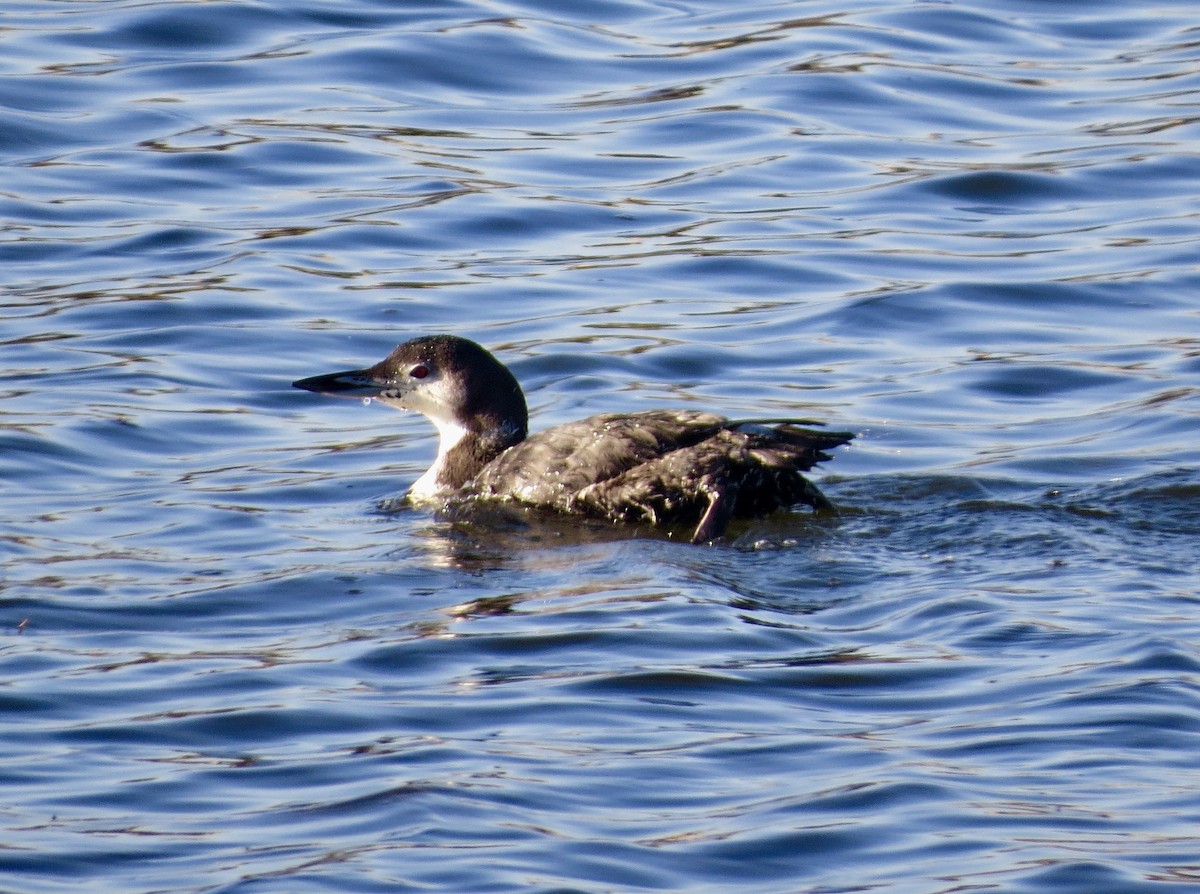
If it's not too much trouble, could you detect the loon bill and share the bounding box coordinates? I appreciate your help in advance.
[293,335,854,543]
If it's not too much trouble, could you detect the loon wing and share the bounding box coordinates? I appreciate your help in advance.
[470,410,853,542]
[469,410,728,509]
[572,425,851,542]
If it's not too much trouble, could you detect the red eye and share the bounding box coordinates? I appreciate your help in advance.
[409,364,429,379]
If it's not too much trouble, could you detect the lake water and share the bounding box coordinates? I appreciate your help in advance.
[3,0,1199,891]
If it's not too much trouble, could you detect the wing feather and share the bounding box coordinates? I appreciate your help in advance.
[467,410,854,540]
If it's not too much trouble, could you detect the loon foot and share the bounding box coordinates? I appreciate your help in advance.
[691,480,737,544]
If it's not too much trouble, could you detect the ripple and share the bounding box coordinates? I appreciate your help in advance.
[3,0,1200,892]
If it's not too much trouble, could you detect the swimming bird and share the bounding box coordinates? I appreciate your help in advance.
[293,335,853,543]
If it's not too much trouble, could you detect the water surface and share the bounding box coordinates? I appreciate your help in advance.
[2,0,1199,891]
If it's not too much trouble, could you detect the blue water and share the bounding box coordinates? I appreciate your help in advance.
[3,0,1200,891]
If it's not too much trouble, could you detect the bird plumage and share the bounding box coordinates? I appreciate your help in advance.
[294,335,852,543]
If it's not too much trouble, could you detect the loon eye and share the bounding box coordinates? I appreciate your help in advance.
[409,364,430,379]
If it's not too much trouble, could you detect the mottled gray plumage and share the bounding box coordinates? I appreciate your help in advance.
[294,335,853,543]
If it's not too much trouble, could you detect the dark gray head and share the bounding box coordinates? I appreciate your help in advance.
[294,335,528,495]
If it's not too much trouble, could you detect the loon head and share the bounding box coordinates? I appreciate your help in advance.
[293,335,528,496]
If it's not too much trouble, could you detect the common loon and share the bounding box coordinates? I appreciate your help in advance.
[293,335,853,543]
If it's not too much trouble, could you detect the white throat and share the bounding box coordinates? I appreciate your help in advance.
[408,416,470,502]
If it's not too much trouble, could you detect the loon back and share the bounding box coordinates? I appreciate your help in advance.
[469,410,853,543]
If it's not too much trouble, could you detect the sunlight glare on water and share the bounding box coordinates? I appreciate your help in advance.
[1,0,1199,892]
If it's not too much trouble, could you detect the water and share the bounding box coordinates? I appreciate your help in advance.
[3,0,1199,891]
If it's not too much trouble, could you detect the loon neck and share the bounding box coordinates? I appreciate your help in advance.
[410,413,525,500]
